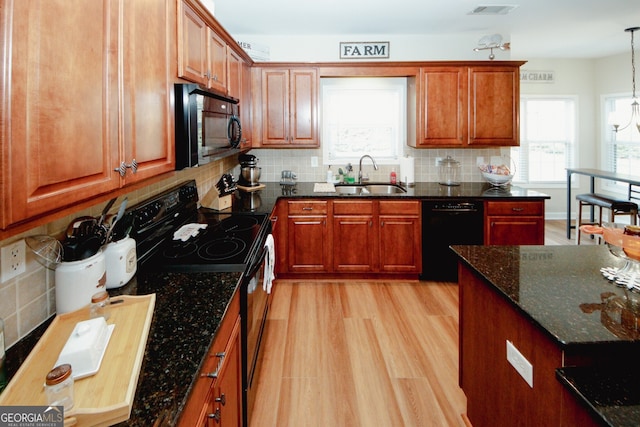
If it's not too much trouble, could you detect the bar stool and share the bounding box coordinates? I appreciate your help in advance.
[575,193,638,244]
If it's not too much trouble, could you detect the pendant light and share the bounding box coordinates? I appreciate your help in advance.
[613,27,640,134]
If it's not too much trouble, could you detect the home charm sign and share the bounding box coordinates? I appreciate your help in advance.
[340,42,389,59]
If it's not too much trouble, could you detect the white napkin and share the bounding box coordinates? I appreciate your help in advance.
[173,223,207,242]
[263,234,275,294]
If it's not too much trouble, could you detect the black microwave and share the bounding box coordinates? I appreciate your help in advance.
[174,83,242,170]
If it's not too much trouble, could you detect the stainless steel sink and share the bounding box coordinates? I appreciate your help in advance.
[364,184,407,194]
[334,184,406,195]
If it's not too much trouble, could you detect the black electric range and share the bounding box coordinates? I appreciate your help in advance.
[124,180,270,274]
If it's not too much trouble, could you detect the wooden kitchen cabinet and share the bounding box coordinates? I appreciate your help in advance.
[286,200,330,272]
[180,291,242,426]
[415,67,467,146]
[410,63,522,148]
[256,68,319,147]
[1,0,174,228]
[280,199,420,276]
[378,201,422,273]
[484,200,545,245]
[468,65,520,146]
[178,0,227,93]
[332,201,376,272]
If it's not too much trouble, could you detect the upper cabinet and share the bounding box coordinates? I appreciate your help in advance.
[252,67,319,147]
[1,0,175,228]
[178,0,227,92]
[410,63,522,148]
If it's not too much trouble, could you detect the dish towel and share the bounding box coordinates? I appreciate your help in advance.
[263,234,275,294]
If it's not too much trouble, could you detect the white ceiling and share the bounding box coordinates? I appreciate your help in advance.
[213,0,640,59]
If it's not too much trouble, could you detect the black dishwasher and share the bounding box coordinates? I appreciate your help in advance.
[420,200,484,281]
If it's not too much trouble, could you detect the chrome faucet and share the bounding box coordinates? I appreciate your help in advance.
[358,155,379,183]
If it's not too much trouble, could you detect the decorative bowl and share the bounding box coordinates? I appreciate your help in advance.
[478,157,515,187]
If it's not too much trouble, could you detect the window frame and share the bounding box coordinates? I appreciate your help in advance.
[511,94,578,188]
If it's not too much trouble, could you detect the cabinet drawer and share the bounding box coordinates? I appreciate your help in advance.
[485,201,543,216]
[288,200,328,215]
[379,200,420,215]
[333,200,374,215]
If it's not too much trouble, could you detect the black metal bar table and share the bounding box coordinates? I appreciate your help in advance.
[566,168,640,239]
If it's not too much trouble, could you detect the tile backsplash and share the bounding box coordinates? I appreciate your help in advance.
[0,156,237,349]
[0,146,507,349]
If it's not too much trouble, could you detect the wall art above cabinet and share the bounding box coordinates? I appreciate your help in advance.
[1,0,175,229]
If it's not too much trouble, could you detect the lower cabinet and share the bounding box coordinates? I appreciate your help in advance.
[286,200,330,273]
[179,291,242,426]
[281,199,421,276]
[484,200,545,245]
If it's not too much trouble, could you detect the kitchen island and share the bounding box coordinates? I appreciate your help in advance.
[453,244,640,427]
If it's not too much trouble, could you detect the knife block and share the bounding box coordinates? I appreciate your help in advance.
[201,187,233,211]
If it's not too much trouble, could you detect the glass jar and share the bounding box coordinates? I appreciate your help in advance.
[45,364,74,411]
[437,156,460,186]
[90,290,111,320]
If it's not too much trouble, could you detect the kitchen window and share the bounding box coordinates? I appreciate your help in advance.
[602,95,640,192]
[511,96,576,185]
[321,77,406,165]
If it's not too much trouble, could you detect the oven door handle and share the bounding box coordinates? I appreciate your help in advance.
[247,246,267,278]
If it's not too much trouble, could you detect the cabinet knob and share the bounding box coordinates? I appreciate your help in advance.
[208,407,221,423]
[215,393,226,406]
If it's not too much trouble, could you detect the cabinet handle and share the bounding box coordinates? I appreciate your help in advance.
[512,207,524,212]
[113,159,138,177]
[302,207,313,211]
[215,393,226,406]
[208,407,221,423]
[381,221,384,227]
[369,221,373,227]
[202,352,225,379]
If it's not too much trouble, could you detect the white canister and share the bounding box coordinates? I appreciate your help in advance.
[55,250,106,314]
[103,237,137,289]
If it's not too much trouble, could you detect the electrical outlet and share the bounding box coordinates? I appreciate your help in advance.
[506,340,533,387]
[310,156,319,167]
[435,157,442,166]
[1,239,26,283]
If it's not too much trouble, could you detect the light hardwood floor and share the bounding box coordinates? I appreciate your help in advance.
[249,220,593,427]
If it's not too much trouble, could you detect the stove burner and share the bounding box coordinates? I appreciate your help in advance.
[162,241,198,259]
[198,237,247,261]
[219,216,259,233]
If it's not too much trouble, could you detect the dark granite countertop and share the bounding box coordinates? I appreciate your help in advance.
[243,181,549,208]
[557,366,640,427]
[452,244,640,427]
[5,270,242,426]
[451,245,638,347]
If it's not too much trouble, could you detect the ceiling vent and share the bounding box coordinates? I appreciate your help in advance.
[468,5,518,15]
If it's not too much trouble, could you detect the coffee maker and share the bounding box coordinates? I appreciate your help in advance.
[238,153,261,187]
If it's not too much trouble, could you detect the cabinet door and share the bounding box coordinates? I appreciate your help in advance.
[287,216,330,272]
[416,67,466,146]
[178,0,208,85]
[2,0,120,227]
[214,317,242,427]
[227,48,242,99]
[289,69,318,146]
[261,69,290,145]
[207,28,227,93]
[379,201,421,273]
[468,66,519,146]
[121,0,174,184]
[486,217,545,245]
[333,215,376,272]
[240,60,253,149]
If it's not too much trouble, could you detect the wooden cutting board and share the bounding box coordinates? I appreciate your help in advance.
[0,294,155,426]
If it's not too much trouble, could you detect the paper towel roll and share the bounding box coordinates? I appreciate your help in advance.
[399,156,415,186]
